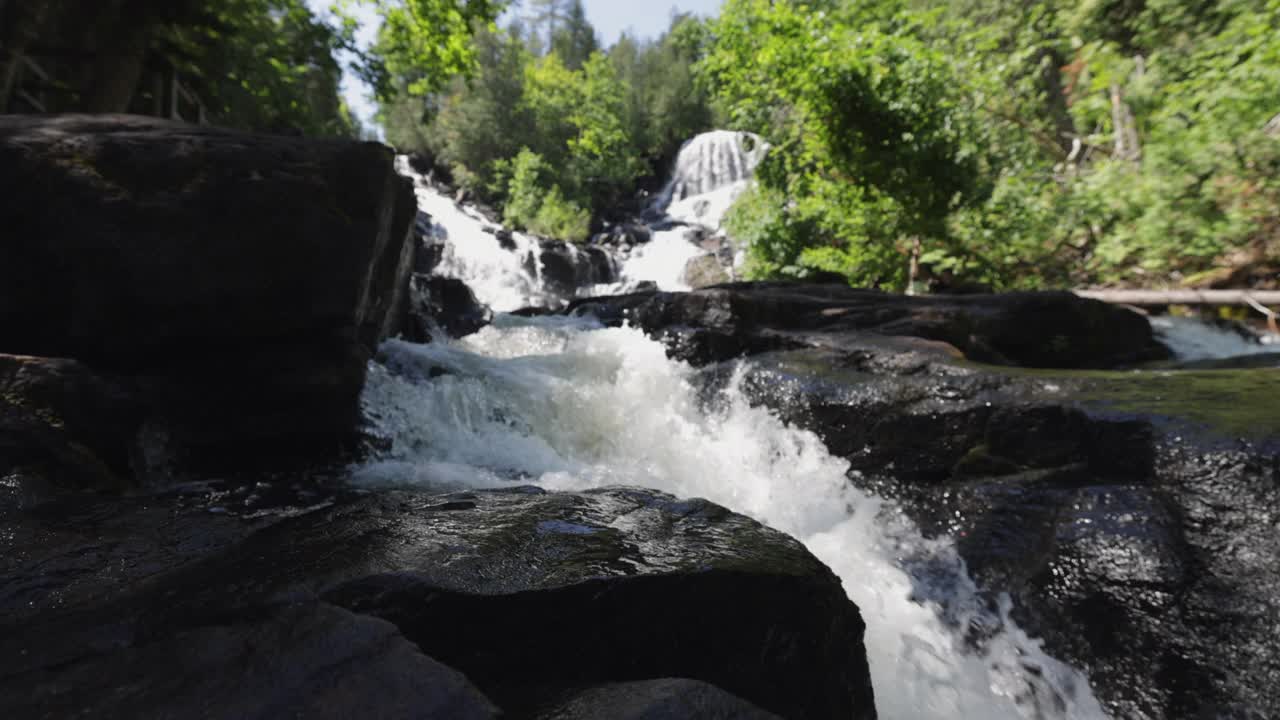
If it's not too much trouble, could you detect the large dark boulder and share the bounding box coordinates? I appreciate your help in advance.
[405,274,492,342]
[2,602,500,720]
[0,115,418,480]
[0,354,142,494]
[571,282,1168,368]
[682,253,731,289]
[538,241,617,298]
[0,482,876,720]
[719,342,1280,720]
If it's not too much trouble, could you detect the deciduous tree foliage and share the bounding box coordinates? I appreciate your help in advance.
[704,0,986,287]
[2,0,359,136]
[380,9,716,241]
[370,0,1277,284]
[352,0,505,99]
[184,0,358,136]
[704,0,1280,290]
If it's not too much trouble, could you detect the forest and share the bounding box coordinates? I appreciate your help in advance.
[6,0,1277,291]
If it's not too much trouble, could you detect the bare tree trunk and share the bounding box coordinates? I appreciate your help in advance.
[1038,47,1077,153]
[1110,83,1141,163]
[84,24,149,113]
[1076,289,1280,305]
[1266,112,1280,137]
[0,0,52,112]
[906,237,922,296]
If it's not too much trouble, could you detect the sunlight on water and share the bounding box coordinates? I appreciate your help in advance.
[653,130,768,230]
[358,315,1110,720]
[1151,315,1277,360]
[373,146,1123,718]
[616,229,706,291]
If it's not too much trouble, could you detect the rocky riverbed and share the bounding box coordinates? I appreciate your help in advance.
[2,116,1278,720]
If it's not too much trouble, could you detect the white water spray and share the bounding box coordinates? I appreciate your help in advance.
[1151,315,1278,360]
[398,158,549,311]
[375,157,1116,718]
[358,315,1110,720]
[608,130,769,290]
[654,129,768,227]
[613,229,707,292]
[368,152,1119,718]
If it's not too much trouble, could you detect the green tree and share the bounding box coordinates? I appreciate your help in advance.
[386,23,534,197]
[548,0,598,70]
[614,13,717,173]
[503,148,591,240]
[705,0,1280,290]
[3,0,357,135]
[704,0,986,288]
[354,0,505,100]
[182,0,357,136]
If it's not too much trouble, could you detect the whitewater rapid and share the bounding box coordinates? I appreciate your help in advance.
[402,131,771,308]
[358,315,1109,720]
[373,139,1116,718]
[1151,315,1278,359]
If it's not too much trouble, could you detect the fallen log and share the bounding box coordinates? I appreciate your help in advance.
[1075,289,1280,306]
[1076,289,1280,333]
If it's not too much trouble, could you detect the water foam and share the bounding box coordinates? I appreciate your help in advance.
[614,229,707,291]
[1151,315,1278,360]
[654,130,768,227]
[358,314,1110,720]
[398,160,549,312]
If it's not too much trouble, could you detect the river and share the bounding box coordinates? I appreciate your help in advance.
[359,135,1125,719]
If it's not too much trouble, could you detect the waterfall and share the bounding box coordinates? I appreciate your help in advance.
[606,130,768,291]
[397,132,767,304]
[366,153,1116,719]
[609,229,707,292]
[655,129,769,209]
[359,316,1110,720]
[403,165,550,312]
[653,129,768,231]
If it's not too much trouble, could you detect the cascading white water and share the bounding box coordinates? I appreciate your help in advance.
[364,157,1116,718]
[1151,315,1278,360]
[655,130,768,214]
[397,158,550,312]
[612,229,707,292]
[397,131,766,302]
[603,130,769,291]
[358,316,1110,720]
[655,130,767,232]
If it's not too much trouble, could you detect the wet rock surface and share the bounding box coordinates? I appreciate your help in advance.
[708,344,1280,720]
[0,482,875,720]
[2,601,500,720]
[0,354,143,495]
[571,282,1169,368]
[406,274,492,341]
[537,678,783,719]
[682,253,732,289]
[0,115,418,482]
[593,222,653,247]
[538,241,617,297]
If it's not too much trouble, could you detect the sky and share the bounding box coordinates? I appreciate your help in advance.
[307,1,725,133]
[577,0,723,45]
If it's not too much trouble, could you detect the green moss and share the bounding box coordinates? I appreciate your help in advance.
[52,148,129,198]
[1003,366,1280,442]
[953,443,1022,477]
[1079,369,1280,441]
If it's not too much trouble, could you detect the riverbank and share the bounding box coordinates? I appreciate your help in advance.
[3,115,1278,720]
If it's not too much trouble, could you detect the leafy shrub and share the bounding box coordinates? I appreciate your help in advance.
[503,149,591,242]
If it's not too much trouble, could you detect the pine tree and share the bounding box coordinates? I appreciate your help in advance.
[549,0,597,70]
[524,0,568,56]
